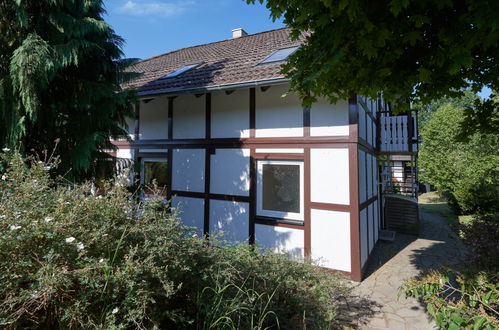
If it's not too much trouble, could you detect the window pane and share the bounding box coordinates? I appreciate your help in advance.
[144,162,168,196]
[261,46,299,63]
[262,164,300,213]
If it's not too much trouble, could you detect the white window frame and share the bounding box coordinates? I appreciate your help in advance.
[256,160,304,221]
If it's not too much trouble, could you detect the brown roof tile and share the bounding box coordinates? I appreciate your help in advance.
[125,27,305,96]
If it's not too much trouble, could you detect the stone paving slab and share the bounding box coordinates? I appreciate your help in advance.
[343,205,469,329]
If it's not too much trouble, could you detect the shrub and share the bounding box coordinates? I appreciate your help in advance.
[452,214,499,271]
[401,270,498,329]
[419,103,499,214]
[0,150,347,329]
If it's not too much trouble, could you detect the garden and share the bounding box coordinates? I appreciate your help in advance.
[0,150,349,329]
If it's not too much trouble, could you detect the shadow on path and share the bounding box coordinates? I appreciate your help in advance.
[343,194,470,329]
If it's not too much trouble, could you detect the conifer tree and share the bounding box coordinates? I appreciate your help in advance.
[0,0,138,179]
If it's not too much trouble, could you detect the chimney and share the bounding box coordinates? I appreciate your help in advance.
[232,28,248,39]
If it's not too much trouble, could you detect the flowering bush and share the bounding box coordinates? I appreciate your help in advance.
[0,150,347,329]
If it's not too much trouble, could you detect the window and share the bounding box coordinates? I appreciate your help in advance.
[259,46,299,64]
[257,160,304,221]
[141,158,168,197]
[160,63,201,79]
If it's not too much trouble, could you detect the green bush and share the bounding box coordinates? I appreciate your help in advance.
[401,269,498,329]
[0,150,347,329]
[419,103,499,214]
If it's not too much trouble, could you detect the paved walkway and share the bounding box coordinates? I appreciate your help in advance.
[342,202,470,329]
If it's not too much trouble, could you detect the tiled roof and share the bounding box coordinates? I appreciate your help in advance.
[125,28,305,96]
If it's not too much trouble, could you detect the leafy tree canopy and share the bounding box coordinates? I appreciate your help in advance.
[248,0,499,137]
[0,0,138,180]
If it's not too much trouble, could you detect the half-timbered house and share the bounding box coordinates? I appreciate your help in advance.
[114,27,418,281]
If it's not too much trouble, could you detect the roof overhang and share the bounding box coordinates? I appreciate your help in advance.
[136,77,290,98]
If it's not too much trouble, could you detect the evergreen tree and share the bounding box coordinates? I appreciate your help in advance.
[0,0,138,179]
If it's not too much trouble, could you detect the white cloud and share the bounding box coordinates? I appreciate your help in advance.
[116,0,194,17]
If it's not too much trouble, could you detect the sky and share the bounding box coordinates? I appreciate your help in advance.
[104,0,284,60]
[104,0,493,99]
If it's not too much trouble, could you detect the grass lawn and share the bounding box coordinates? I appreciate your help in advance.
[418,191,473,225]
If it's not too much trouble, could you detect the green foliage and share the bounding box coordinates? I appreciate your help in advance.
[452,214,499,271]
[419,103,499,214]
[0,150,347,329]
[0,0,138,180]
[401,269,498,329]
[247,0,499,136]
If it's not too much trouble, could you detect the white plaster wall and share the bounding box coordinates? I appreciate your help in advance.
[367,154,373,199]
[172,149,205,192]
[211,90,250,138]
[359,106,366,140]
[124,116,135,139]
[172,196,204,237]
[173,94,205,139]
[311,209,351,272]
[360,208,368,267]
[359,151,367,204]
[255,148,304,154]
[117,148,134,160]
[371,119,376,147]
[310,98,349,136]
[210,149,250,196]
[311,148,350,205]
[255,224,304,259]
[140,98,168,140]
[367,116,373,146]
[209,200,249,244]
[368,204,374,252]
[255,84,303,137]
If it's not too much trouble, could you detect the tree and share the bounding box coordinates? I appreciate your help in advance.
[0,0,137,179]
[248,0,499,137]
[419,102,498,214]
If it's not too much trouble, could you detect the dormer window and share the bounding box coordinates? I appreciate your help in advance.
[160,63,201,79]
[259,46,299,64]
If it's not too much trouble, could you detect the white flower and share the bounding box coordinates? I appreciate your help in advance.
[2,148,10,152]
[1,175,6,181]
[9,225,21,230]
[37,161,43,164]
[76,242,85,250]
[99,258,104,263]
[0,215,6,219]
[43,166,51,171]
[112,307,119,314]
[44,217,53,223]
[65,237,76,243]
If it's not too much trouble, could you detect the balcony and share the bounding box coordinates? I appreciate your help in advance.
[379,111,418,153]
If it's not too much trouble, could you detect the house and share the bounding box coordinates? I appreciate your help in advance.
[114,27,418,281]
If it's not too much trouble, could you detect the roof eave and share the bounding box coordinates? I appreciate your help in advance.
[136,77,291,98]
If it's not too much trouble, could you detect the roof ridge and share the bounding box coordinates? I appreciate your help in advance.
[134,26,291,66]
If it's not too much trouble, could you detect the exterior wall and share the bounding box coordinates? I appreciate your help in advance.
[211,90,250,138]
[255,84,303,137]
[255,224,304,259]
[118,83,374,281]
[357,96,381,272]
[139,97,169,140]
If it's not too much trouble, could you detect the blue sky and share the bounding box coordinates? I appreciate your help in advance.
[104,0,284,60]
